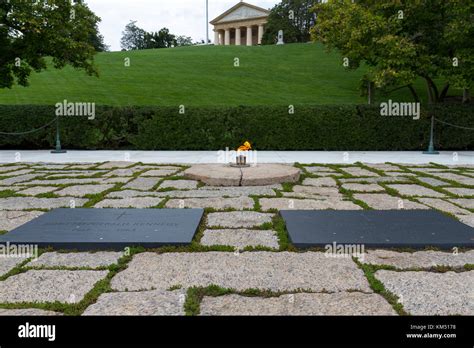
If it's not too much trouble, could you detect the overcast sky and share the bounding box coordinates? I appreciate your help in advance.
[86,0,280,51]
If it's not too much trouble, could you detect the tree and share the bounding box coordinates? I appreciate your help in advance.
[176,35,193,47]
[0,0,100,88]
[311,0,473,104]
[120,20,147,50]
[89,23,109,52]
[262,0,319,45]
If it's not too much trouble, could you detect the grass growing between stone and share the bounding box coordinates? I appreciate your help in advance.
[353,259,408,316]
[0,247,144,315]
[184,285,314,316]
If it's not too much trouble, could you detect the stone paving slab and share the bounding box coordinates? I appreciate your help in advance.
[353,194,428,210]
[415,177,449,187]
[166,197,254,210]
[386,184,446,197]
[341,183,385,192]
[17,186,59,196]
[302,177,337,187]
[1,169,33,176]
[200,292,396,316]
[142,169,181,177]
[416,198,471,215]
[103,169,137,177]
[159,180,199,190]
[304,166,337,173]
[444,187,474,196]
[55,184,115,197]
[83,289,186,316]
[375,270,474,315]
[94,197,163,208]
[360,250,474,269]
[0,309,63,316]
[340,167,379,177]
[207,211,274,228]
[0,270,108,304]
[457,214,474,227]
[111,252,371,293]
[0,197,87,211]
[0,211,44,231]
[96,162,135,169]
[339,177,411,184]
[108,187,277,199]
[364,164,402,172]
[201,229,279,250]
[0,174,43,185]
[0,166,27,173]
[26,252,123,269]
[260,198,362,211]
[66,164,98,170]
[449,198,474,210]
[291,185,341,196]
[0,256,30,277]
[25,178,101,185]
[123,177,160,190]
[430,173,474,185]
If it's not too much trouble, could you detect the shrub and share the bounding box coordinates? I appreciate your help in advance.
[0,104,472,150]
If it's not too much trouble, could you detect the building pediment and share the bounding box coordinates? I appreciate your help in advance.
[210,2,270,24]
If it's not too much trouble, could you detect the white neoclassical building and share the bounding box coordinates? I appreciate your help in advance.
[210,1,270,46]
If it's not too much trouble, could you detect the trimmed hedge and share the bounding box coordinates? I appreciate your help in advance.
[0,105,472,150]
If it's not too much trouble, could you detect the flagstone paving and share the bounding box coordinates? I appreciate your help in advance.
[360,250,474,269]
[0,161,473,316]
[83,289,186,316]
[159,180,199,190]
[111,252,372,293]
[0,211,44,231]
[166,197,254,210]
[415,198,471,215]
[375,270,474,315]
[26,252,123,269]
[386,184,446,197]
[0,309,63,316]
[94,197,163,209]
[353,194,428,210]
[0,197,87,210]
[0,256,30,277]
[200,293,397,316]
[206,212,274,228]
[0,270,108,304]
[201,229,279,250]
[55,184,115,197]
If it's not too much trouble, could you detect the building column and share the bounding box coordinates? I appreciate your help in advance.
[246,26,253,46]
[219,31,224,45]
[214,31,220,45]
[235,28,241,46]
[224,29,230,46]
[258,25,264,45]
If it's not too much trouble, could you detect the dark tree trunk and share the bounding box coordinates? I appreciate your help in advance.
[463,89,470,103]
[368,81,374,105]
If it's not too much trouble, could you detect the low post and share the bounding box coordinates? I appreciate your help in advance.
[51,116,67,154]
[423,114,439,155]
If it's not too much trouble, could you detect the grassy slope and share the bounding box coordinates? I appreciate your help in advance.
[0,43,458,106]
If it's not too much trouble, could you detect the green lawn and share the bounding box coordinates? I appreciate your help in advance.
[0,43,459,106]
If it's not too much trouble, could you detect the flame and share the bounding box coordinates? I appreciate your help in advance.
[237,141,252,152]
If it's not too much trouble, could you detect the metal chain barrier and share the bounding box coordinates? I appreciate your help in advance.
[434,118,474,131]
[0,116,58,136]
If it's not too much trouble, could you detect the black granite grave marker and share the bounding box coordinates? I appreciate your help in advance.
[0,208,204,251]
[281,210,474,249]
